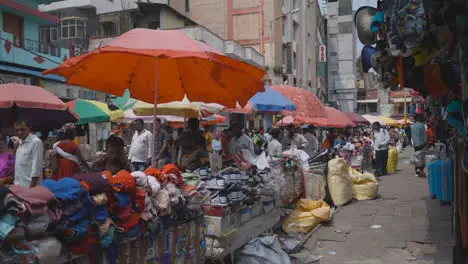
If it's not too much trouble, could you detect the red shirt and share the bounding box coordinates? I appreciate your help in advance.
[426,128,435,144]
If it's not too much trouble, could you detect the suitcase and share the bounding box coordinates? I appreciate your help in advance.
[428,159,452,202]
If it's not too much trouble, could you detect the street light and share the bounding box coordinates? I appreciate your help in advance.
[269,8,301,77]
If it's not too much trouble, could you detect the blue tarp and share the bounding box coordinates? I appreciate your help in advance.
[248,86,296,112]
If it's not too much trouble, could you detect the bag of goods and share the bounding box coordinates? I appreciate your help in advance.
[327,157,353,206]
[386,147,399,174]
[349,168,378,200]
[282,199,331,234]
[304,169,326,201]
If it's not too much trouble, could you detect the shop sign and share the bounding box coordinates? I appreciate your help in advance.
[334,75,355,89]
[0,73,30,85]
[319,45,327,62]
[70,44,84,57]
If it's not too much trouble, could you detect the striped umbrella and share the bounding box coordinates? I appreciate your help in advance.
[67,99,124,125]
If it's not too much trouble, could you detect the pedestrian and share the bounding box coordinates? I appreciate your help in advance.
[128,119,153,172]
[267,127,283,157]
[0,132,14,185]
[221,128,232,157]
[282,124,308,149]
[53,123,89,179]
[210,131,223,174]
[179,118,208,170]
[153,118,170,168]
[91,135,129,174]
[11,120,43,188]
[411,114,427,177]
[303,125,319,157]
[229,123,255,156]
[372,122,390,176]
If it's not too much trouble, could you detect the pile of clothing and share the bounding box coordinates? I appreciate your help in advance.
[0,164,204,264]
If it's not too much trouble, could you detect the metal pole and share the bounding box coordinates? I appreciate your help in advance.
[301,0,307,88]
[152,58,160,168]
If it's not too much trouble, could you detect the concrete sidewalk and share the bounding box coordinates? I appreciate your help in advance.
[294,150,453,264]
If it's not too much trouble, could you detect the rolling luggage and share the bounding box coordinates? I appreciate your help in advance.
[428,159,452,202]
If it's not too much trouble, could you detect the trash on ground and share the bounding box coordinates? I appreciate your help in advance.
[370,225,382,229]
[290,251,322,263]
[408,256,424,261]
[328,251,337,255]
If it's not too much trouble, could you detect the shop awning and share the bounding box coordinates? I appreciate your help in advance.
[357,99,379,103]
[0,64,66,82]
[1,0,59,24]
[391,97,412,103]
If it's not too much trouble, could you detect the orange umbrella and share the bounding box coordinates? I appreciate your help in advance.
[44,28,265,166]
[270,85,326,120]
[44,29,264,108]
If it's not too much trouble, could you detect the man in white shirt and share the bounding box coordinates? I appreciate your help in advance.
[128,119,153,172]
[229,124,255,156]
[267,128,283,157]
[372,122,390,176]
[12,120,43,188]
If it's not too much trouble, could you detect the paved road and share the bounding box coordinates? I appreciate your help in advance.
[294,149,453,264]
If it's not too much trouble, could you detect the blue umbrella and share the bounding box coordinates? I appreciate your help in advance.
[248,86,296,112]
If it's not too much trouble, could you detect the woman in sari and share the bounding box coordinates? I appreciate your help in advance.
[54,123,89,180]
[0,132,14,184]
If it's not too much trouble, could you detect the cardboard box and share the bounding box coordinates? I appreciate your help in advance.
[239,207,253,224]
[205,213,239,237]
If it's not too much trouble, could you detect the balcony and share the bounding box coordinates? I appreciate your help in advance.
[0,32,69,70]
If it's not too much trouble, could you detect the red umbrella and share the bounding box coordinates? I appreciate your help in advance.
[307,107,355,128]
[270,85,326,119]
[344,112,370,125]
[0,83,78,130]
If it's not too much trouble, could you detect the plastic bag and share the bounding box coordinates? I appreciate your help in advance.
[386,147,399,174]
[412,150,426,167]
[396,141,403,153]
[349,168,378,200]
[282,199,331,234]
[327,158,353,206]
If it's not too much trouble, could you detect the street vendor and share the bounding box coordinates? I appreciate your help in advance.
[91,135,129,174]
[178,118,209,170]
[282,124,308,150]
[11,120,43,188]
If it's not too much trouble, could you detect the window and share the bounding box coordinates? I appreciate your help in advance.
[39,27,50,43]
[50,27,58,41]
[61,18,87,39]
[102,22,117,37]
[338,22,352,34]
[2,12,23,46]
[329,33,337,39]
[148,21,160,30]
[185,0,190,12]
[368,103,377,113]
[330,52,337,56]
[338,0,352,15]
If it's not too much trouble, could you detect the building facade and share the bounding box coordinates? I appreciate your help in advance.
[0,0,103,101]
[326,0,356,112]
[189,0,325,94]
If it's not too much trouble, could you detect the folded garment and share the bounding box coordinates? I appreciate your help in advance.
[26,213,51,238]
[0,186,11,215]
[100,226,115,247]
[95,205,109,223]
[41,178,84,202]
[131,171,161,194]
[92,193,108,206]
[29,237,62,263]
[6,185,61,221]
[68,218,89,243]
[103,170,136,195]
[0,213,19,240]
[72,172,109,195]
[69,228,101,255]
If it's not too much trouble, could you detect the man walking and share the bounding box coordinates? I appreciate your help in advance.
[411,114,427,177]
[372,122,390,176]
[128,119,152,172]
[12,120,43,188]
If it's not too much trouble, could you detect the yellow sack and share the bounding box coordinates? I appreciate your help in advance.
[386,147,399,174]
[327,157,353,206]
[349,168,378,200]
[282,199,331,234]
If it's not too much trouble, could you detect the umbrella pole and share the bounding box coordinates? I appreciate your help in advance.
[152,58,160,168]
